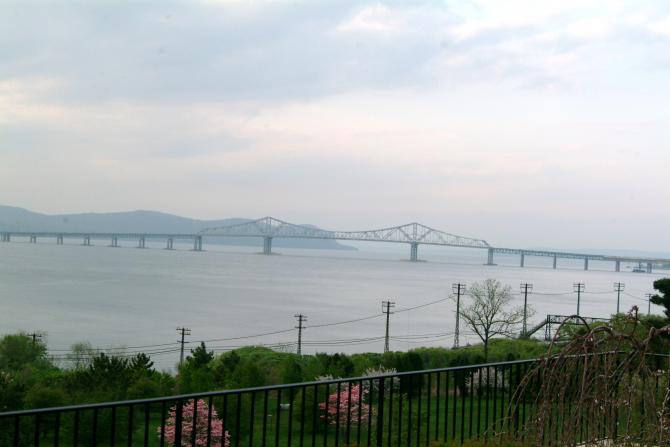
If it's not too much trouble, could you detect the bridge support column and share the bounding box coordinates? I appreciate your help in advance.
[166,238,174,250]
[138,237,146,249]
[110,236,118,247]
[263,237,273,255]
[83,236,91,246]
[647,262,653,273]
[584,258,589,270]
[409,243,419,262]
[615,260,620,272]
[57,235,63,245]
[193,236,203,251]
[520,252,525,267]
[553,255,557,269]
[485,248,495,265]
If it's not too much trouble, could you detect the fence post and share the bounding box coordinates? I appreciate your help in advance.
[376,377,385,447]
[174,399,183,445]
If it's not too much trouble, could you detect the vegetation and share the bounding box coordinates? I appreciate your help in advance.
[2,279,669,445]
[650,277,670,318]
[0,333,546,414]
[457,279,528,360]
[509,304,670,446]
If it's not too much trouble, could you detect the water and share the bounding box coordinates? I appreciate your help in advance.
[0,239,665,370]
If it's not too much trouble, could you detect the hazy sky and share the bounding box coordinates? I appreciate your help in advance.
[1,0,668,250]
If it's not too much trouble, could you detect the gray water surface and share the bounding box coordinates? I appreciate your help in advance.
[0,240,665,370]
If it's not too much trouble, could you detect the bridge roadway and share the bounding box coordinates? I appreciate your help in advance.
[1,216,668,272]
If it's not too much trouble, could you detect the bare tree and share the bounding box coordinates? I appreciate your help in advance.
[458,278,527,360]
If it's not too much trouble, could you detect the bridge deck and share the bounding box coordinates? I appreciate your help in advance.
[2,216,669,265]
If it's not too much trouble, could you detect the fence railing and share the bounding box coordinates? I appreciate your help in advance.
[3,355,667,446]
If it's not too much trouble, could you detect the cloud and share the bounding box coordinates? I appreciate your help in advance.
[0,0,669,249]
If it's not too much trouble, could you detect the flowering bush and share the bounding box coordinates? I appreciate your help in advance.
[319,384,371,426]
[158,399,230,446]
[362,366,400,392]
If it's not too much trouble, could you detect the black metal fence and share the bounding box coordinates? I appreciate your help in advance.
[9,353,669,446]
[0,358,557,446]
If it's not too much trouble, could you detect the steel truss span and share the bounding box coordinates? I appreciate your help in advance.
[199,216,490,249]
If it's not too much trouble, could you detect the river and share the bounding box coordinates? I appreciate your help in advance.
[0,240,665,370]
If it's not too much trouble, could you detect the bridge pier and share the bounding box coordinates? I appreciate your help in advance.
[57,235,63,245]
[409,242,419,262]
[166,238,174,250]
[615,260,620,272]
[83,236,91,246]
[192,236,203,251]
[647,262,653,273]
[485,248,496,265]
[520,252,525,267]
[110,236,118,247]
[584,258,589,270]
[553,255,557,269]
[263,236,273,255]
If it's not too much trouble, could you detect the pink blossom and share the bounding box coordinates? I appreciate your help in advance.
[158,399,230,447]
[319,384,372,426]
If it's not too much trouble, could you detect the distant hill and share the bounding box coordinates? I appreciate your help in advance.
[0,205,357,251]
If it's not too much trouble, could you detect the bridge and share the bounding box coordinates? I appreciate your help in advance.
[0,231,203,250]
[199,217,489,261]
[2,216,669,272]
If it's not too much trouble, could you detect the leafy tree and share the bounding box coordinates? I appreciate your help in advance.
[186,342,214,368]
[129,353,154,378]
[23,383,68,410]
[159,399,229,447]
[650,278,670,319]
[65,341,96,369]
[458,279,527,360]
[0,333,49,371]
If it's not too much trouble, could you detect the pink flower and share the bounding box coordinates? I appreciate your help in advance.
[158,399,230,447]
[319,384,372,426]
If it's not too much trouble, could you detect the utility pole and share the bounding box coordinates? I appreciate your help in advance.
[646,293,654,316]
[382,301,395,353]
[614,282,625,314]
[294,314,307,355]
[27,332,42,345]
[573,283,585,316]
[452,283,466,348]
[520,283,533,335]
[176,327,191,368]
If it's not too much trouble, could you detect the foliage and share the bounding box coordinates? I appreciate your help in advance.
[187,342,214,368]
[511,307,670,445]
[650,277,670,319]
[319,383,371,426]
[159,399,230,447]
[64,341,96,369]
[0,333,49,371]
[457,279,527,360]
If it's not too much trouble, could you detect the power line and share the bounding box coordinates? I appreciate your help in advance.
[395,297,449,313]
[26,332,43,345]
[307,313,383,328]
